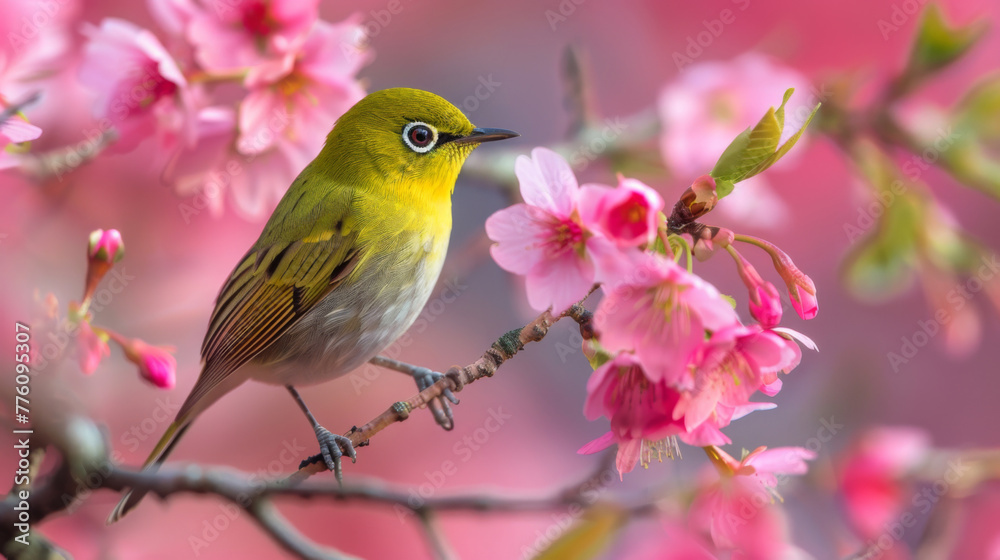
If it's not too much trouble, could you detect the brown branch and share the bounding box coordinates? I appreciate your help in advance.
[287,299,596,484]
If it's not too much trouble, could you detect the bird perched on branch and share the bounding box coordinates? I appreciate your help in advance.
[109,88,517,522]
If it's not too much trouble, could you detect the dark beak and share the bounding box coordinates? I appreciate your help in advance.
[452,127,519,145]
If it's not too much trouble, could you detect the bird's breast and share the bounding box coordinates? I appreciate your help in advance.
[250,227,449,386]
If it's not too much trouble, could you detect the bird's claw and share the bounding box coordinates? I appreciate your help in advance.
[413,367,458,431]
[313,425,356,485]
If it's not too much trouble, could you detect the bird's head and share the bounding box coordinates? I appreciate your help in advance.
[318,87,517,202]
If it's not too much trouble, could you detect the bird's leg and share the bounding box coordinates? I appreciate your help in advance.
[369,355,459,430]
[286,385,356,484]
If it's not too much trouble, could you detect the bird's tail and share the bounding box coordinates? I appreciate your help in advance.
[107,418,191,524]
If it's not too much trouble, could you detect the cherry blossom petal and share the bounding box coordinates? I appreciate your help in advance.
[514,147,579,217]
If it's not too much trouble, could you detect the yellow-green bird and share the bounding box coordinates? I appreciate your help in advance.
[108,88,517,522]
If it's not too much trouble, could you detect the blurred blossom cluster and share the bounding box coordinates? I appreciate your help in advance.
[1,0,369,217]
[81,0,369,217]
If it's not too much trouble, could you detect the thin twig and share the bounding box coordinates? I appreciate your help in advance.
[250,500,361,560]
[416,510,455,560]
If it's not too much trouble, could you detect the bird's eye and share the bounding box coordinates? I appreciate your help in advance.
[402,122,437,153]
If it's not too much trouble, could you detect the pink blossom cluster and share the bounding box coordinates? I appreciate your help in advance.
[76,0,369,217]
[486,148,819,477]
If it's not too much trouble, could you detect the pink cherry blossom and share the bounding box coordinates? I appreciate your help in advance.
[147,0,198,36]
[486,147,630,313]
[163,106,237,218]
[578,352,761,478]
[593,254,740,384]
[76,321,110,375]
[238,18,369,158]
[688,445,815,560]
[737,446,816,487]
[674,325,801,432]
[839,427,931,541]
[580,177,664,248]
[187,0,319,72]
[228,140,314,217]
[79,18,194,152]
[688,473,792,560]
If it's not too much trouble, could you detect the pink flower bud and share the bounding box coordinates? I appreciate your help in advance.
[787,280,819,321]
[88,228,125,263]
[734,252,783,328]
[690,175,718,208]
[745,235,818,320]
[667,175,718,231]
[108,332,177,389]
[83,229,125,307]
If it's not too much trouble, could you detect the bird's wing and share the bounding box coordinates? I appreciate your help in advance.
[177,225,360,420]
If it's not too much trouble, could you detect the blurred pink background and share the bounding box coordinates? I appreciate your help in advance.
[3,0,1000,558]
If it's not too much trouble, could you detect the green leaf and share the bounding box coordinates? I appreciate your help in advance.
[715,178,735,199]
[709,89,820,200]
[710,92,785,182]
[746,101,821,178]
[533,506,625,560]
[710,126,753,180]
[905,3,987,80]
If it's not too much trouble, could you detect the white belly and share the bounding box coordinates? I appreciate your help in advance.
[248,234,447,386]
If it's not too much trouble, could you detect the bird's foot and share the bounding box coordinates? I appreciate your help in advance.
[310,425,356,485]
[412,366,460,431]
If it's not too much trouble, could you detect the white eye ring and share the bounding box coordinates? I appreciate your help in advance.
[402,121,438,153]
